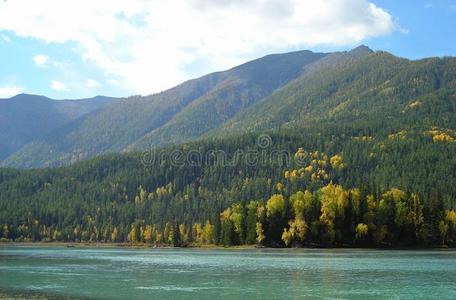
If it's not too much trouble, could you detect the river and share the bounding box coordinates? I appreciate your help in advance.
[1,246,455,299]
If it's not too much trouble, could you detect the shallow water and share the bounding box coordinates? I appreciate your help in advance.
[0,246,455,299]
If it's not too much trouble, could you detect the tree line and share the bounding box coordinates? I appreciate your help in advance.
[1,135,456,248]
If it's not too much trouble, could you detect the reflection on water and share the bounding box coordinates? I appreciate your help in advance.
[1,247,456,299]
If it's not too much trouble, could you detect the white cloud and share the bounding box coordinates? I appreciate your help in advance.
[50,80,68,92]
[86,79,101,88]
[33,54,49,67]
[0,86,23,98]
[33,54,69,69]
[0,0,396,95]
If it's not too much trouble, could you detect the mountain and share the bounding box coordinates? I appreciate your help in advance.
[0,94,115,161]
[127,50,328,150]
[1,46,456,247]
[210,49,456,137]
[2,49,328,168]
[3,46,456,169]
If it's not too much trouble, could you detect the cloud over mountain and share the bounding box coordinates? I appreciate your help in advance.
[0,0,394,95]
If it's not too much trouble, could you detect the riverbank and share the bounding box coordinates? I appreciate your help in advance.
[0,241,451,250]
[0,241,259,250]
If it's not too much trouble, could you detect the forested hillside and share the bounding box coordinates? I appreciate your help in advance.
[1,128,456,247]
[212,50,456,137]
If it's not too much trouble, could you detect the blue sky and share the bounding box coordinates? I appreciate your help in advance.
[0,0,455,99]
[368,0,456,59]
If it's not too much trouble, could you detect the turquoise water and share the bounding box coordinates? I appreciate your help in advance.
[0,247,455,299]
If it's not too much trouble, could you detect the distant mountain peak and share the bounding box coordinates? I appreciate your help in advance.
[8,93,47,100]
[350,45,374,54]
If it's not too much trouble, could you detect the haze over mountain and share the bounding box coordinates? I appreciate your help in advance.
[0,94,114,161]
[2,45,456,168]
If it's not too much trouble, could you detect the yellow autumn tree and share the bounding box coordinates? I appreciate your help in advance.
[292,218,308,242]
[52,229,61,241]
[355,223,368,240]
[290,190,313,219]
[111,227,118,242]
[266,194,286,218]
[440,210,456,245]
[256,222,265,244]
[433,132,455,142]
[283,218,308,246]
[282,228,292,246]
[350,189,361,217]
[143,225,154,244]
[330,154,345,170]
[128,225,139,244]
[155,228,163,244]
[319,184,349,244]
[202,221,214,244]
[163,222,173,244]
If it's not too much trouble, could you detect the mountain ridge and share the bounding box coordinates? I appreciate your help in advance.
[2,48,331,168]
[0,94,116,161]
[3,45,456,168]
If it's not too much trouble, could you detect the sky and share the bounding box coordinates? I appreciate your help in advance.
[0,0,455,99]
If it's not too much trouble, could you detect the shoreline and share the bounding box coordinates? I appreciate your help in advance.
[0,241,258,250]
[0,241,451,250]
